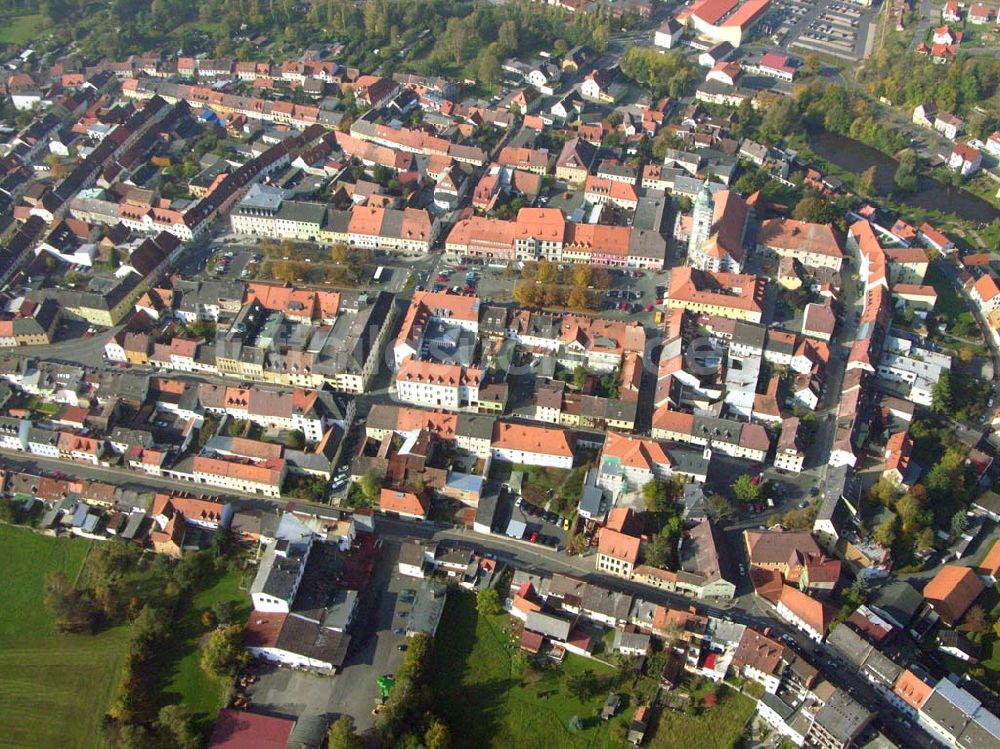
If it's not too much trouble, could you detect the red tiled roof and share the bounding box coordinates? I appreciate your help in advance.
[379,488,429,518]
[207,710,293,749]
[923,565,985,625]
[598,528,640,564]
[779,585,833,635]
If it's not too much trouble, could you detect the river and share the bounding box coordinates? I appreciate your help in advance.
[808,131,999,225]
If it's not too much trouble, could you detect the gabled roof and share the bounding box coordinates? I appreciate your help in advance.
[976,539,1000,578]
[894,669,934,711]
[779,585,833,635]
[208,709,293,749]
[745,529,821,568]
[380,488,429,518]
[493,422,573,457]
[922,564,985,625]
[732,627,785,675]
[759,218,843,259]
[598,528,640,564]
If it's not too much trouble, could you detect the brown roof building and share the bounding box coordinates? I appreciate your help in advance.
[922,564,985,626]
[744,529,821,583]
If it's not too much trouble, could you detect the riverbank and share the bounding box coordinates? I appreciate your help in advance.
[806,130,999,225]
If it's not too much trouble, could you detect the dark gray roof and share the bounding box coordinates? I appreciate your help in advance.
[732,321,766,350]
[407,581,447,636]
[524,610,572,640]
[810,689,874,743]
[581,583,633,621]
[826,624,872,667]
[275,614,350,668]
[869,580,923,629]
[251,541,309,602]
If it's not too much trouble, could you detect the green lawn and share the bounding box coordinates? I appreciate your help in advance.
[0,525,128,749]
[0,525,91,637]
[159,568,251,727]
[645,685,755,749]
[429,593,630,749]
[0,14,42,45]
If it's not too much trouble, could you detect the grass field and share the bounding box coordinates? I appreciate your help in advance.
[0,14,42,45]
[429,592,630,749]
[0,525,128,749]
[159,568,251,729]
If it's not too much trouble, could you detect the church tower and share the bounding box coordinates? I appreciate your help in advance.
[688,180,715,255]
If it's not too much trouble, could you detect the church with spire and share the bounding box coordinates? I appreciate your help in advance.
[686,180,750,274]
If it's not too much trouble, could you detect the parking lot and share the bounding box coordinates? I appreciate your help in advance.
[764,0,878,60]
[489,484,572,552]
[431,261,671,324]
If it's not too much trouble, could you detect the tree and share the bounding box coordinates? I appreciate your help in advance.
[360,471,382,502]
[212,599,241,626]
[537,260,557,284]
[476,587,502,617]
[571,534,588,555]
[512,282,539,307]
[732,475,760,504]
[759,96,797,143]
[157,704,200,749]
[201,624,249,679]
[425,718,452,749]
[915,527,935,553]
[894,149,919,193]
[803,54,822,76]
[960,605,988,635]
[704,494,735,521]
[644,531,675,569]
[0,498,18,523]
[931,371,954,413]
[856,166,878,199]
[43,571,98,634]
[476,46,501,87]
[565,669,597,700]
[643,478,682,513]
[868,478,900,508]
[330,243,349,264]
[571,264,592,288]
[328,716,365,749]
[950,511,968,537]
[566,286,589,310]
[573,365,589,390]
[793,193,838,225]
[874,514,897,547]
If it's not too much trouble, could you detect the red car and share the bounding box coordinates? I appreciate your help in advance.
[436,274,449,282]
[463,284,475,293]
[645,304,653,312]
[619,301,627,311]
[529,532,539,542]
